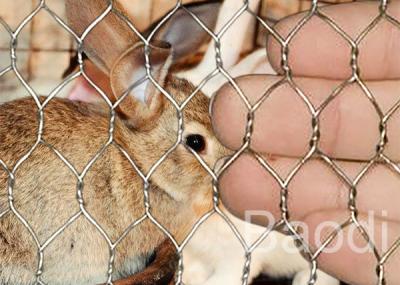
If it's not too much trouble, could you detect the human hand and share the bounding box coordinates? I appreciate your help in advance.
[211,1,400,285]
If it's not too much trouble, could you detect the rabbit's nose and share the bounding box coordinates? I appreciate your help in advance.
[214,156,230,174]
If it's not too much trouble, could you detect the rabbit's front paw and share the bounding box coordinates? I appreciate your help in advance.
[292,269,340,285]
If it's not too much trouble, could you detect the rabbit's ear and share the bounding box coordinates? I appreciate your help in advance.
[110,42,172,129]
[67,60,113,104]
[65,0,138,74]
[147,1,222,61]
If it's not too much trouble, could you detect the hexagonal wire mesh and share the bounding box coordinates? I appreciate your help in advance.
[0,0,399,285]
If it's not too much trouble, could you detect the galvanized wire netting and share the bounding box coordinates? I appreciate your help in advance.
[0,0,399,285]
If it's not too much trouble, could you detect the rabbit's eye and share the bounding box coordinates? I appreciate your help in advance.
[185,134,206,153]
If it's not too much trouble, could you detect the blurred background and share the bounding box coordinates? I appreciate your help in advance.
[0,0,353,102]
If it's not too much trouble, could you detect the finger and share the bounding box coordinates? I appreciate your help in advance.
[219,154,400,224]
[267,1,400,80]
[211,75,400,161]
[302,210,400,285]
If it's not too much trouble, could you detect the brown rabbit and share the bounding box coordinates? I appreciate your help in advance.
[0,1,226,284]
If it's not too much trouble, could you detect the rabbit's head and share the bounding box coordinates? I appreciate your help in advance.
[65,0,228,211]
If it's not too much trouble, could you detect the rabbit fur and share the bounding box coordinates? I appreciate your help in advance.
[0,0,228,284]
[0,0,341,285]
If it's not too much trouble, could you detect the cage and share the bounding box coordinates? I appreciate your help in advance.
[0,0,398,285]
